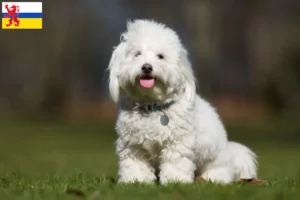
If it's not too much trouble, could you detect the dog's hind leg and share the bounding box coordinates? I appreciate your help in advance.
[200,142,257,184]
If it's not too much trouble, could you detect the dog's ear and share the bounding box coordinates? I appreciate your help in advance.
[178,49,196,103]
[108,42,127,103]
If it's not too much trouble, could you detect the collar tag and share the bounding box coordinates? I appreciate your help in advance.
[160,113,169,126]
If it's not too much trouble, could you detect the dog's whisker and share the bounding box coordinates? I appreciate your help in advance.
[157,67,166,83]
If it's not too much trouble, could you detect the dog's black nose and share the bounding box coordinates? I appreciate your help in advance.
[141,64,153,74]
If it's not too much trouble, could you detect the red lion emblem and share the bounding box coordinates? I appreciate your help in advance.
[4,4,20,27]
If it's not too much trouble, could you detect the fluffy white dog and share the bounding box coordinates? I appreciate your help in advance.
[108,19,257,184]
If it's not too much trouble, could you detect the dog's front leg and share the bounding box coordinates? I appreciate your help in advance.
[117,142,156,184]
[159,143,195,184]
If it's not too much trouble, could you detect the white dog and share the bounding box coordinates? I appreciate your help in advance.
[108,19,257,184]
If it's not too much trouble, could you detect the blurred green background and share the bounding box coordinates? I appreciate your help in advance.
[0,0,299,199]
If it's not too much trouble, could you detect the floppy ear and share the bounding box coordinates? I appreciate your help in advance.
[108,42,127,103]
[178,49,196,103]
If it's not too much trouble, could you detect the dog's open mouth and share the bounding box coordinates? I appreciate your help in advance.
[139,75,156,88]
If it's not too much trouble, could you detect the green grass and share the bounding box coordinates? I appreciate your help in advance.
[0,121,299,199]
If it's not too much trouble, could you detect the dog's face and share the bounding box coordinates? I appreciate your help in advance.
[108,20,196,103]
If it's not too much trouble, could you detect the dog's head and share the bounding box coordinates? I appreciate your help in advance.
[108,19,196,103]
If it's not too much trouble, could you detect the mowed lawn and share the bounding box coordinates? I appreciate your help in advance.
[0,121,299,200]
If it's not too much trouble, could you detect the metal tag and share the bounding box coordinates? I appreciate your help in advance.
[160,114,169,126]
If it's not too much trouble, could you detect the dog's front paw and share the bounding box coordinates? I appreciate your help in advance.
[159,150,195,184]
[118,174,156,184]
[159,171,194,184]
[159,163,194,184]
[118,164,156,184]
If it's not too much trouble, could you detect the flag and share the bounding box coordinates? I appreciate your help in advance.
[2,2,42,29]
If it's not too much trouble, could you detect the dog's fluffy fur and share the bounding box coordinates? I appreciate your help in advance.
[108,19,257,184]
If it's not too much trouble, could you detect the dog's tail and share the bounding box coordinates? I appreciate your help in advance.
[226,141,257,179]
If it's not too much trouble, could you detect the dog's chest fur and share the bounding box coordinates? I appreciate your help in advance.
[115,104,194,155]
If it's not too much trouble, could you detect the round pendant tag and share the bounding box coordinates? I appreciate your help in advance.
[160,114,169,126]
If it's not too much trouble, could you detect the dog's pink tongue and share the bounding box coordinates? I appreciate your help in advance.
[140,79,155,88]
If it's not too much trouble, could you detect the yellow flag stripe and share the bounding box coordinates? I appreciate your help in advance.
[2,18,42,29]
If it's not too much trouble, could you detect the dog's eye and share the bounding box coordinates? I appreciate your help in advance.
[135,52,141,57]
[157,54,164,59]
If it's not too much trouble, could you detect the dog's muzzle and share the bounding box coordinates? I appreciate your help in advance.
[139,63,155,88]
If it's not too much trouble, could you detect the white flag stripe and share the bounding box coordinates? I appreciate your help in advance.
[2,2,42,13]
